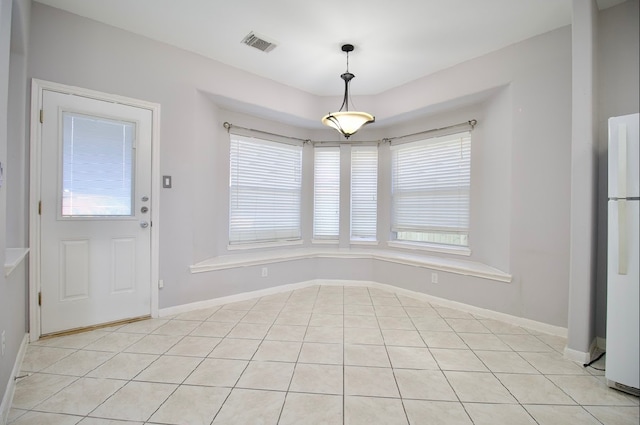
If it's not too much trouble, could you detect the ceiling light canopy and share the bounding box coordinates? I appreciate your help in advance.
[322,44,375,139]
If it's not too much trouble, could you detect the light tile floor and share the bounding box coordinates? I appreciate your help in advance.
[8,285,639,425]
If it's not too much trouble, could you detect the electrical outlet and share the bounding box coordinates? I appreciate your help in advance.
[158,279,164,289]
[1,330,5,357]
[261,267,268,277]
[431,273,439,284]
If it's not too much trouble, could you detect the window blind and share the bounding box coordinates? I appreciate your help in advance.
[351,146,378,241]
[391,131,471,245]
[313,147,340,239]
[229,134,302,244]
[62,112,135,216]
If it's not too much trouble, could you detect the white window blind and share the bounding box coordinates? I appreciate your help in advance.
[313,147,340,239]
[391,131,471,246]
[62,112,135,216]
[229,134,302,244]
[351,146,378,241]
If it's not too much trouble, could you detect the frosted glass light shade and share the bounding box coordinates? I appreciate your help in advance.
[322,111,375,139]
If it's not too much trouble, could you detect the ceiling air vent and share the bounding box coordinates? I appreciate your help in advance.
[241,32,277,53]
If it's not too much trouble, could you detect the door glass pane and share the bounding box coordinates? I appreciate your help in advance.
[62,112,135,216]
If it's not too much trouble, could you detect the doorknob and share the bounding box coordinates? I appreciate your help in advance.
[140,221,149,228]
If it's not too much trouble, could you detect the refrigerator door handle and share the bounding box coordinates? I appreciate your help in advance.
[617,123,627,199]
[616,123,629,275]
[618,199,628,275]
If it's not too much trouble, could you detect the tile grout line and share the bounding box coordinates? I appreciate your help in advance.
[414,298,473,419]
[146,309,238,423]
[378,288,412,425]
[408,295,479,424]
[274,285,318,425]
[134,315,236,422]
[208,295,275,425]
[142,313,233,423]
[89,319,193,423]
[342,286,346,425]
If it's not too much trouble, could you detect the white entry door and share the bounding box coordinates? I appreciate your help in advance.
[39,89,153,335]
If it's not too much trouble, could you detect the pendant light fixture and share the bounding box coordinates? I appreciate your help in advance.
[321,44,375,139]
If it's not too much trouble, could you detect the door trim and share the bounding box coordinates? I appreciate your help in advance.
[29,79,161,341]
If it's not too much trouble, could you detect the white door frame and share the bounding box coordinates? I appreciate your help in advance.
[29,79,161,341]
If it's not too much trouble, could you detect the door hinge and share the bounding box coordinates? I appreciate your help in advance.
[38,201,42,215]
[39,109,44,123]
[38,292,42,306]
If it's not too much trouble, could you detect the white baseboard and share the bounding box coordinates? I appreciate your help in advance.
[159,279,568,338]
[564,347,591,364]
[360,281,568,337]
[564,337,598,364]
[158,280,318,317]
[0,334,29,425]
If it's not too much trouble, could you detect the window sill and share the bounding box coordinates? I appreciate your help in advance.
[311,239,339,245]
[387,240,471,257]
[227,239,303,251]
[350,240,379,247]
[190,247,511,283]
[5,248,30,277]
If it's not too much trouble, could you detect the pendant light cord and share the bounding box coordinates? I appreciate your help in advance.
[346,49,350,73]
[343,49,352,112]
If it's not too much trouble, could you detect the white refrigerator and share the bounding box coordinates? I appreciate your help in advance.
[606,113,639,395]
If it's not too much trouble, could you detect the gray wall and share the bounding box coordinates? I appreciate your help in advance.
[595,0,640,339]
[28,3,573,327]
[567,0,600,357]
[0,0,30,409]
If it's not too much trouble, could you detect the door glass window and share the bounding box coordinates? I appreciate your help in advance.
[61,112,135,216]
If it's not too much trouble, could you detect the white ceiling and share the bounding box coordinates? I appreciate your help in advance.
[36,0,578,97]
